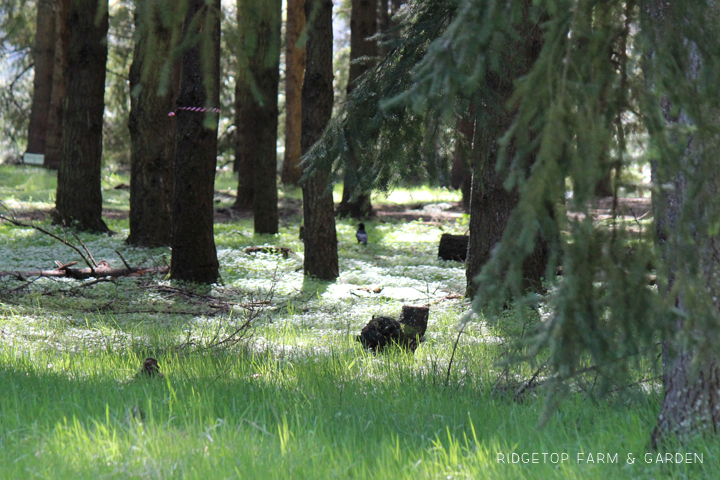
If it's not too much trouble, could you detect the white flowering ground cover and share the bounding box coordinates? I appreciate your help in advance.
[0,166,715,479]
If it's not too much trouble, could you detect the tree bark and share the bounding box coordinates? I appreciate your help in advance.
[234,0,281,233]
[378,0,390,39]
[44,0,69,170]
[126,0,180,247]
[233,70,254,210]
[301,0,338,280]
[52,0,108,232]
[280,0,306,186]
[465,9,546,298]
[650,134,720,446]
[465,115,549,297]
[465,113,517,297]
[451,109,475,212]
[645,0,720,447]
[26,0,57,156]
[338,0,377,219]
[170,0,221,284]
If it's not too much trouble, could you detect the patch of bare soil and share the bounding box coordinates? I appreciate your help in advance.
[372,201,465,223]
[214,197,466,224]
[214,197,303,223]
[5,196,652,226]
[591,197,652,218]
[569,197,652,223]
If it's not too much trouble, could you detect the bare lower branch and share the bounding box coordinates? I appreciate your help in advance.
[0,212,94,270]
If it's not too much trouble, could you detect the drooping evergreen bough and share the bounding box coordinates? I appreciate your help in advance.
[306,0,720,444]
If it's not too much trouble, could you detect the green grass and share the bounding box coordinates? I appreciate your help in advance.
[0,165,717,479]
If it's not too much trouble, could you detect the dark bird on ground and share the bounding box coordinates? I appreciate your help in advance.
[356,223,368,245]
[137,357,164,379]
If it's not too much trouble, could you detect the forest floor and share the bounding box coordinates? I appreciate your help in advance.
[0,165,713,480]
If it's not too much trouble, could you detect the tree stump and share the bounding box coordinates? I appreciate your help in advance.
[357,305,430,353]
[438,234,468,262]
[398,305,429,351]
[357,316,401,352]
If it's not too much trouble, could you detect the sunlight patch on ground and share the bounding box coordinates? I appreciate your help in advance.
[372,187,461,205]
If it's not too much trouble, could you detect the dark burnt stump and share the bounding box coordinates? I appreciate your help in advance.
[357,305,430,353]
[357,316,401,352]
[438,234,468,262]
[398,305,429,351]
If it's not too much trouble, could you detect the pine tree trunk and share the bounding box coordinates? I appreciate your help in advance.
[378,0,390,39]
[26,0,57,156]
[126,0,180,247]
[594,170,613,197]
[280,0,306,186]
[44,0,68,170]
[170,0,221,284]
[651,148,720,446]
[301,0,338,280]
[466,131,548,298]
[465,9,546,298]
[233,67,254,209]
[52,0,108,232]
[645,0,720,447]
[465,114,517,297]
[338,0,377,219]
[234,0,281,233]
[451,110,475,212]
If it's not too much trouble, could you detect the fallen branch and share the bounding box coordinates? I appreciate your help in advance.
[0,264,169,281]
[0,212,95,269]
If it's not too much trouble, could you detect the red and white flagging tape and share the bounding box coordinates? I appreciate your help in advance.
[168,106,221,116]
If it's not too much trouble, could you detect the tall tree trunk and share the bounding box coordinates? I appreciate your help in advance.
[378,0,390,39]
[645,0,720,447]
[44,0,69,170]
[233,72,254,209]
[650,115,720,446]
[301,0,338,280]
[451,109,474,212]
[170,0,221,284]
[26,0,57,157]
[465,9,546,298]
[234,0,281,233]
[338,0,377,219]
[378,0,404,34]
[594,170,613,197]
[52,0,108,233]
[280,0,306,186]
[126,0,180,247]
[465,110,516,297]
[465,130,548,299]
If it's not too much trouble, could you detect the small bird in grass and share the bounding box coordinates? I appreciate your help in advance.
[356,223,368,245]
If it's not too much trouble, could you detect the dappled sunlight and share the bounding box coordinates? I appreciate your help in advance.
[1,170,700,479]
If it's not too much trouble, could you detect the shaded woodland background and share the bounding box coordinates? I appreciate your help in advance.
[3,0,720,450]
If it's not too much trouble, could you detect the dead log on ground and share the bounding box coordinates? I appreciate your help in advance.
[0,263,169,281]
[438,234,468,262]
